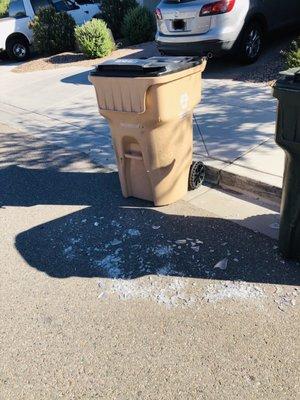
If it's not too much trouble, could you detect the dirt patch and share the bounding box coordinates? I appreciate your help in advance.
[12,42,159,73]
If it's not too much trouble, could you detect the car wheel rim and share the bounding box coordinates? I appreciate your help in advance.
[190,162,205,189]
[245,29,261,59]
[12,43,26,58]
[195,163,205,185]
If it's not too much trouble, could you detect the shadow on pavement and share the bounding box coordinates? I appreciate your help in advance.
[2,166,298,285]
[0,165,118,206]
[61,71,92,86]
[193,82,276,162]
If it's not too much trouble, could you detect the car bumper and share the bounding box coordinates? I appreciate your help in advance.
[156,37,235,56]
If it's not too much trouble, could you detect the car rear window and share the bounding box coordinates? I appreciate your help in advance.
[30,0,51,14]
[51,0,72,12]
[8,0,26,18]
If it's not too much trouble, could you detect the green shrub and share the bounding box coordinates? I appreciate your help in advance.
[29,7,75,55]
[75,18,115,58]
[75,19,115,59]
[285,37,300,68]
[100,0,138,39]
[0,0,9,18]
[122,6,156,45]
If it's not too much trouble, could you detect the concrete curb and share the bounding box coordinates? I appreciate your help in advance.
[204,163,282,206]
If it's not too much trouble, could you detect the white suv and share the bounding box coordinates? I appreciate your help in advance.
[0,0,101,61]
[155,0,300,63]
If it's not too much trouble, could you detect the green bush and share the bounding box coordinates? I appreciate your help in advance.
[29,7,75,55]
[285,37,300,68]
[122,6,156,45]
[75,19,115,59]
[0,0,9,18]
[100,0,138,39]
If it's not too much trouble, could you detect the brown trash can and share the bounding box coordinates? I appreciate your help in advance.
[89,56,206,206]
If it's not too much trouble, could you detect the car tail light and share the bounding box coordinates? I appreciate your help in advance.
[155,8,162,20]
[200,0,235,16]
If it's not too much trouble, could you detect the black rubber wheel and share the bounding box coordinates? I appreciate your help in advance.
[238,21,264,64]
[188,161,205,191]
[6,36,30,62]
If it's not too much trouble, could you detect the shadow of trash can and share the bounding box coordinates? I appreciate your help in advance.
[89,56,206,206]
[273,67,300,260]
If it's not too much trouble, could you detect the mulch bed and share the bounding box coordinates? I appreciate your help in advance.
[11,42,159,73]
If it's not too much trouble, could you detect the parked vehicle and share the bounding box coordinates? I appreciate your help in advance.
[155,0,300,63]
[0,0,100,60]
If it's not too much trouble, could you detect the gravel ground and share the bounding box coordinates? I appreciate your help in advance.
[10,42,159,74]
[206,31,299,85]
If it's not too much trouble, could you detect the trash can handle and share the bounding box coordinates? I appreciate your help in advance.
[124,152,143,161]
[90,61,207,114]
[93,78,150,114]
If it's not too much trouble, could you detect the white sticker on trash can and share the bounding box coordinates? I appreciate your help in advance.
[120,123,140,129]
[180,93,189,110]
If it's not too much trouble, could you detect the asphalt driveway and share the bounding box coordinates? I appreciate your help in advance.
[0,122,299,400]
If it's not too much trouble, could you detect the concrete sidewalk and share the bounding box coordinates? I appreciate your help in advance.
[194,78,282,203]
[0,55,283,203]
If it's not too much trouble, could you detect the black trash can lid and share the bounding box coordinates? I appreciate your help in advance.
[275,67,300,90]
[280,67,300,81]
[90,56,203,78]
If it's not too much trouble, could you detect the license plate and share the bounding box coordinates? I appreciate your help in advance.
[173,19,185,30]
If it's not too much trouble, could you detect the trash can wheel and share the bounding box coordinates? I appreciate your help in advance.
[188,161,205,190]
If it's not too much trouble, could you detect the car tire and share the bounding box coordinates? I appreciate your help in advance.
[6,36,30,62]
[238,21,264,64]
